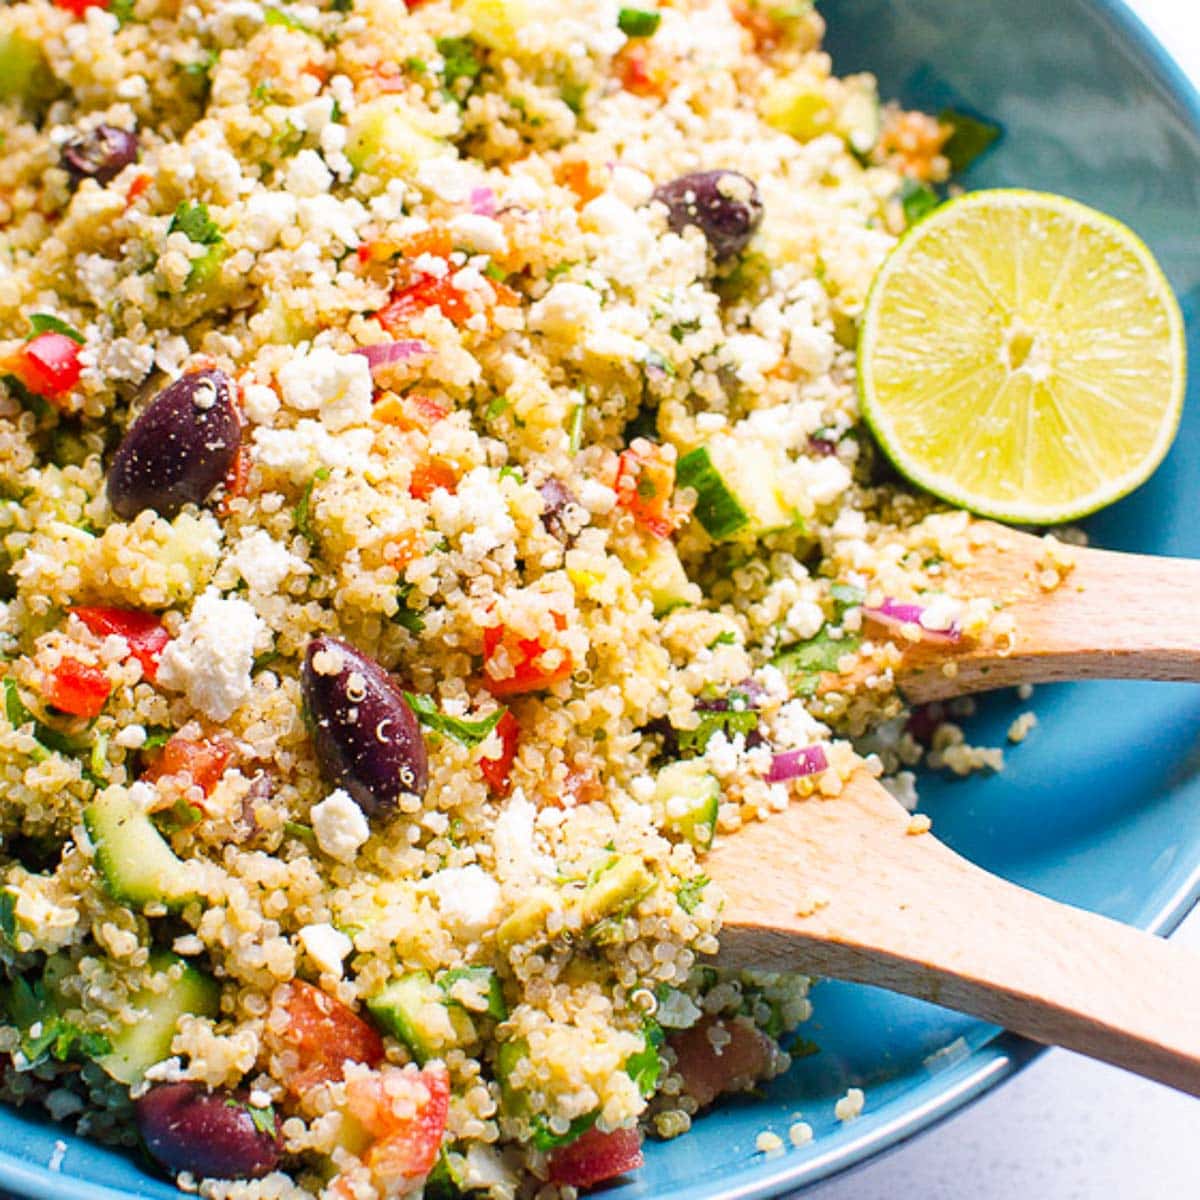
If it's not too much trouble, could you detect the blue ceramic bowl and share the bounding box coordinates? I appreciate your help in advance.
[5,1,1200,1197]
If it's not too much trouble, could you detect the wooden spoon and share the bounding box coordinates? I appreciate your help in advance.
[830,522,1200,704]
[708,766,1200,1096]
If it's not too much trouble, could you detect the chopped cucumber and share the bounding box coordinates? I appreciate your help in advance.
[458,0,530,55]
[495,887,557,954]
[759,73,880,154]
[345,97,445,176]
[368,971,475,1063]
[83,789,199,911]
[440,966,507,1021]
[578,855,654,929]
[630,537,699,615]
[0,27,52,104]
[654,761,720,850]
[676,438,793,541]
[495,1037,597,1150]
[98,952,219,1085]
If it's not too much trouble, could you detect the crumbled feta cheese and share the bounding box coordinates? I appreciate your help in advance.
[722,334,781,384]
[655,988,702,1029]
[297,194,366,249]
[493,790,552,882]
[801,456,852,507]
[241,382,280,424]
[286,151,333,198]
[230,529,309,593]
[277,348,373,432]
[530,282,603,339]
[241,191,298,252]
[448,213,508,256]
[771,700,828,751]
[298,923,352,978]
[578,479,616,515]
[784,599,824,642]
[311,789,370,862]
[426,865,501,935]
[835,1087,865,1122]
[156,588,265,721]
[252,421,373,482]
[114,724,147,749]
[918,593,963,633]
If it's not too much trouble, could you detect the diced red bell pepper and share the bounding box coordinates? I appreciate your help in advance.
[378,274,475,331]
[614,44,667,98]
[217,445,250,517]
[9,333,83,400]
[42,657,111,718]
[69,605,170,682]
[269,981,385,1097]
[614,440,684,539]
[667,1017,776,1110]
[53,0,109,16]
[344,1064,450,1181]
[141,733,234,796]
[374,393,451,432]
[479,710,519,795]
[547,1126,644,1190]
[409,458,459,501]
[125,172,153,207]
[482,611,572,697]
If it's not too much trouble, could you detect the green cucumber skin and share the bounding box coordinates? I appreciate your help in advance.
[676,447,750,540]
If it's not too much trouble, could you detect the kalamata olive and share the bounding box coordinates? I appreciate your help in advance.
[106,369,241,520]
[301,636,428,818]
[539,477,577,543]
[652,170,763,261]
[61,124,139,186]
[135,1083,282,1181]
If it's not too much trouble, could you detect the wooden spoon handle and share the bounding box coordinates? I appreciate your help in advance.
[713,773,1200,1095]
[894,525,1200,702]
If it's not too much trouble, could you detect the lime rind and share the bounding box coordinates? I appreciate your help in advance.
[858,188,1187,525]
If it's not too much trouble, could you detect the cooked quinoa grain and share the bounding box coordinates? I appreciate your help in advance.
[0,0,1009,1194]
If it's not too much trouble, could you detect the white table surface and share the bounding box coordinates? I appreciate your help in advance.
[806,6,1200,1197]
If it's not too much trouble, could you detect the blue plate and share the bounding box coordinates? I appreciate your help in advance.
[4,1,1200,1197]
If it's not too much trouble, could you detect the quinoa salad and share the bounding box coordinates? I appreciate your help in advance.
[0,0,1034,1196]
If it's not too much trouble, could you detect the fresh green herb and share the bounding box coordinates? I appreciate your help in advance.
[404,693,506,748]
[252,80,273,102]
[182,49,218,82]
[142,727,172,751]
[294,467,330,544]
[284,820,316,843]
[772,628,860,697]
[252,650,282,674]
[485,395,511,421]
[170,200,222,246]
[560,79,587,116]
[2,678,94,760]
[483,262,508,283]
[617,6,661,37]
[668,317,701,342]
[624,1020,664,1097]
[708,631,737,648]
[154,795,204,834]
[568,402,586,455]
[676,873,709,913]
[27,314,84,344]
[264,5,314,32]
[676,701,758,756]
[246,1102,277,1137]
[83,732,109,788]
[330,0,353,11]
[939,108,1002,174]
[545,261,576,282]
[498,464,524,483]
[0,892,15,941]
[405,56,427,75]
[530,1111,598,1153]
[435,36,483,91]
[110,0,137,25]
[391,582,426,634]
[4,976,110,1066]
[900,178,940,225]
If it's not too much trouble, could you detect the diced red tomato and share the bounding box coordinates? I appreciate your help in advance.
[42,657,110,718]
[9,333,83,400]
[409,458,458,501]
[53,0,109,16]
[141,733,234,796]
[479,710,519,795]
[378,274,474,330]
[344,1064,450,1182]
[547,1126,644,1190]
[614,440,684,539]
[373,393,451,432]
[667,1017,775,1110]
[69,605,170,682]
[564,761,604,806]
[614,44,668,98]
[269,981,385,1097]
[125,172,153,207]
[482,611,572,697]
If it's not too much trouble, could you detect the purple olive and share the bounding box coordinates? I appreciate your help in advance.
[61,125,139,186]
[539,477,577,543]
[106,369,241,520]
[136,1083,282,1181]
[301,636,428,818]
[652,170,763,261]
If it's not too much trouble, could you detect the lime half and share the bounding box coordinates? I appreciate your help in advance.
[858,189,1186,524]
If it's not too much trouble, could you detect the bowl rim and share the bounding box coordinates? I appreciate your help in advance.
[0,2,1198,1199]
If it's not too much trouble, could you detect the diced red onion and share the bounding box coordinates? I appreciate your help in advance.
[863,598,961,644]
[469,186,497,217]
[355,340,431,374]
[766,744,828,783]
